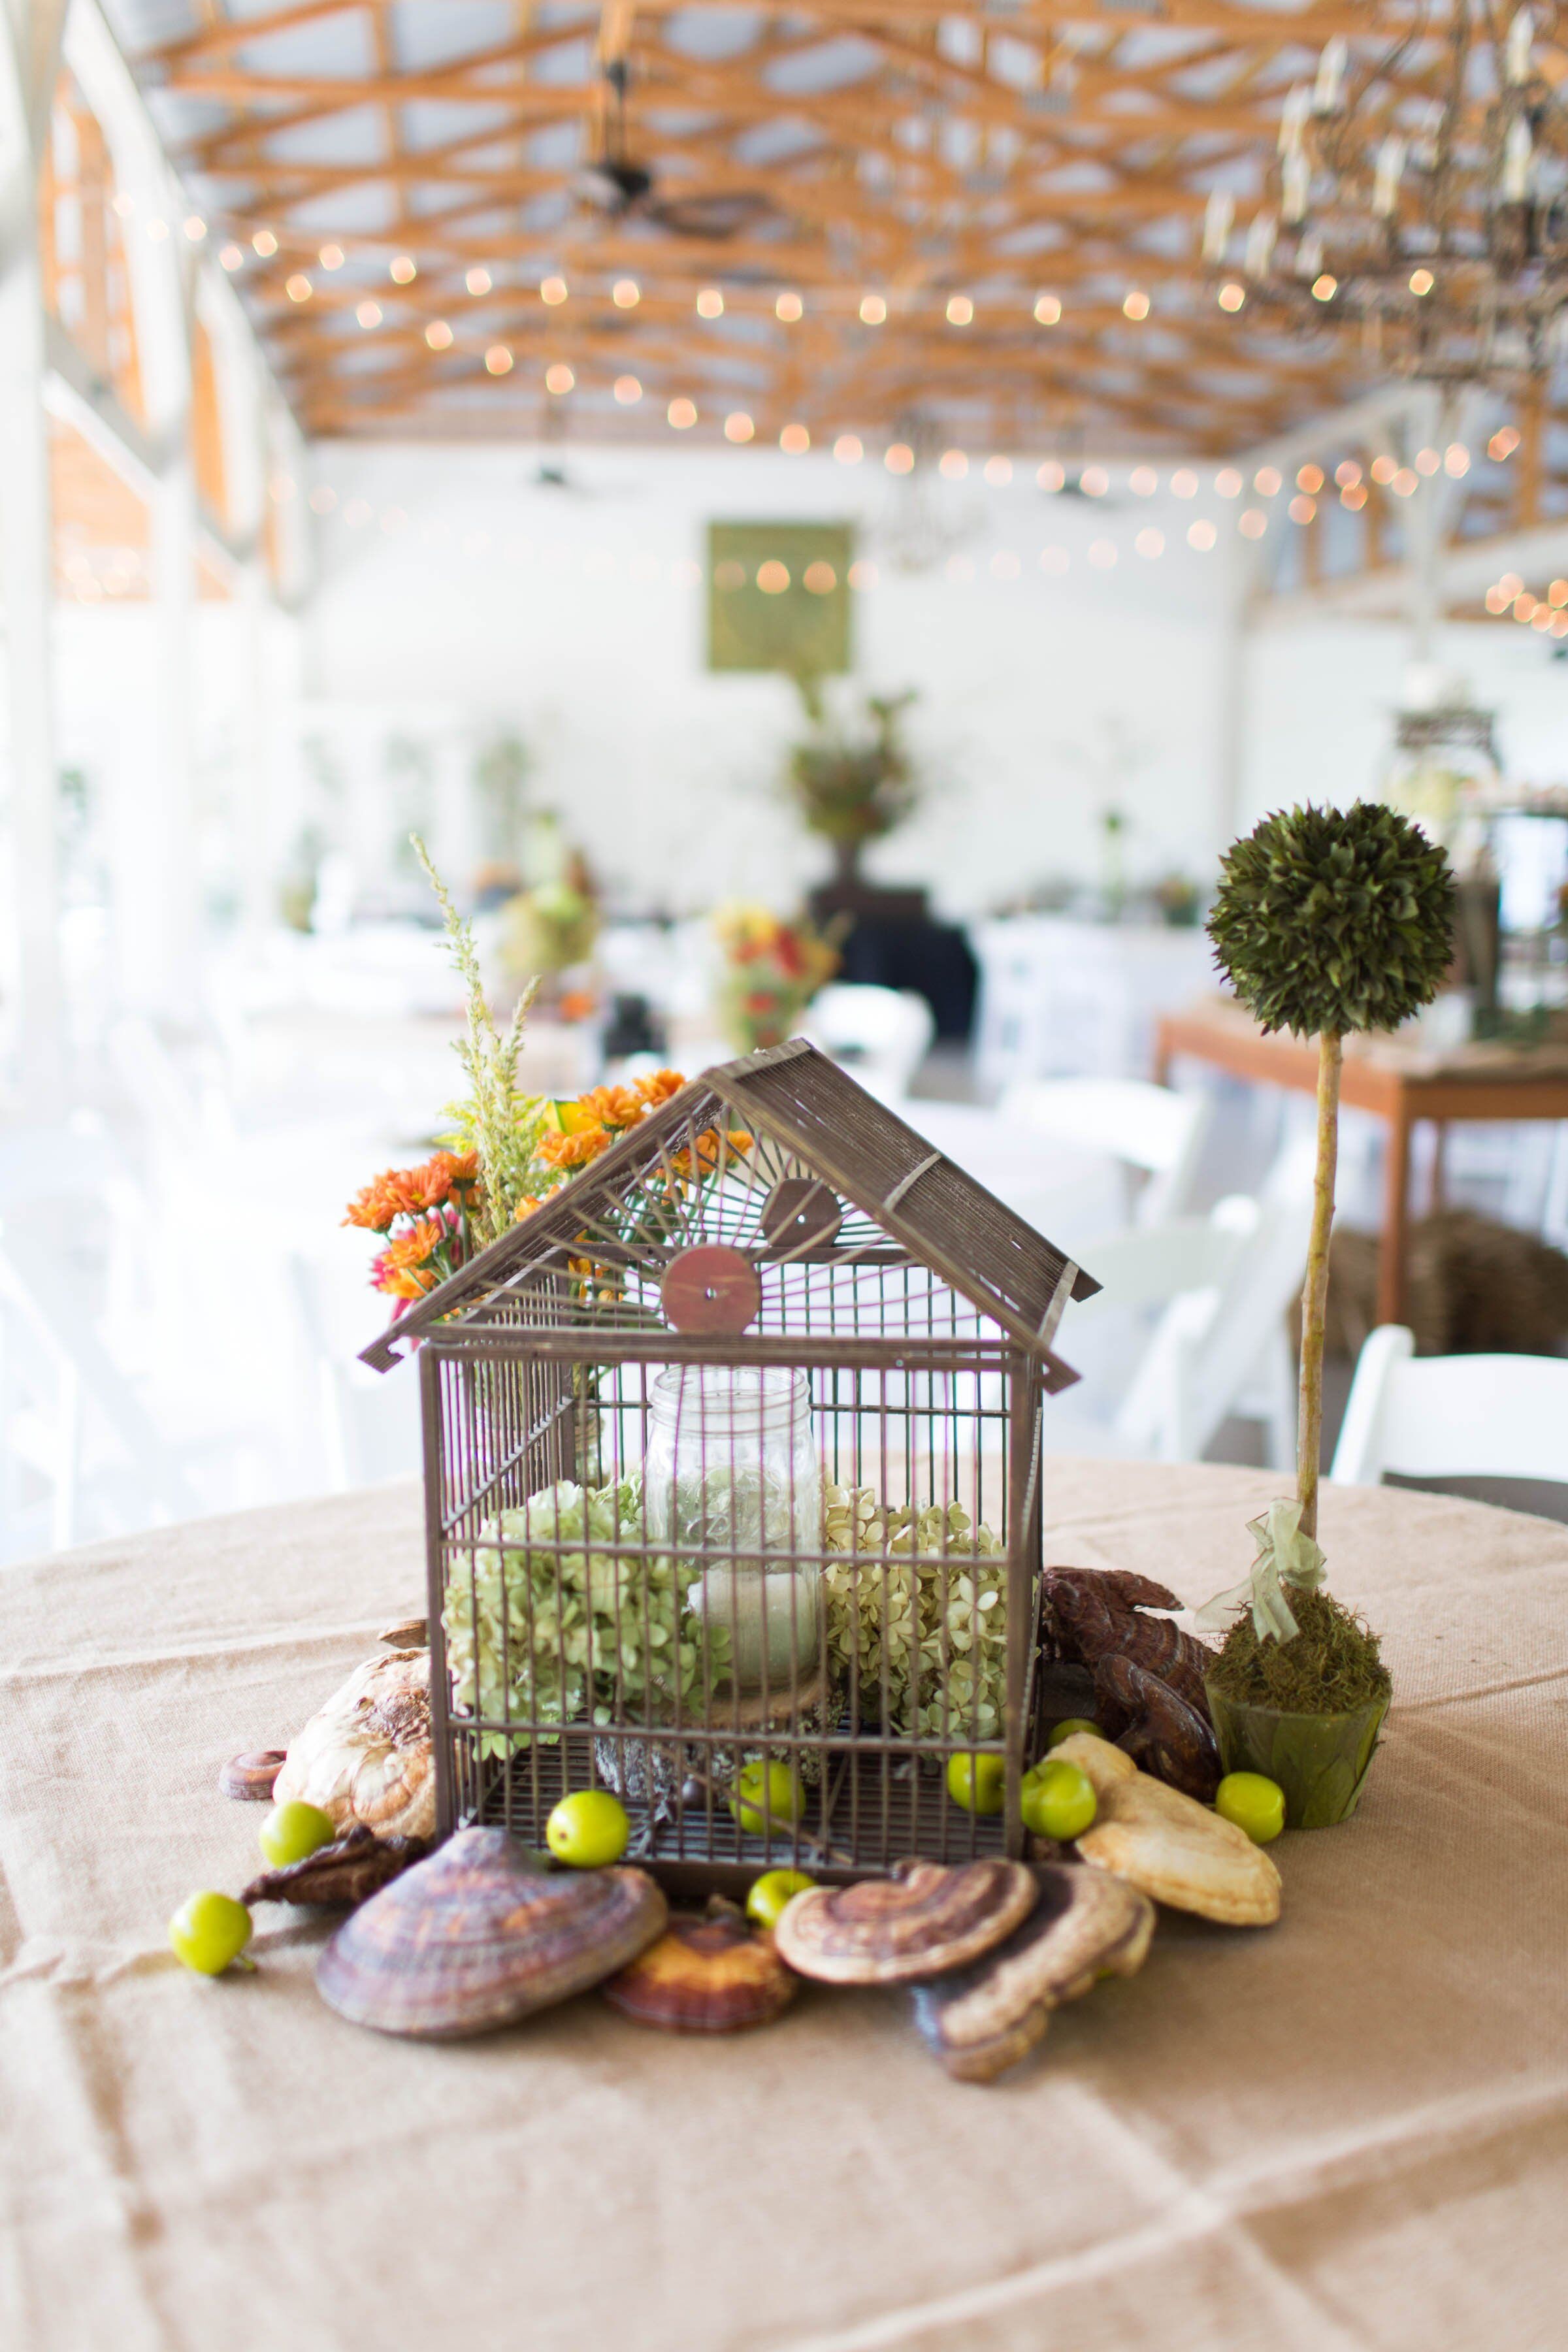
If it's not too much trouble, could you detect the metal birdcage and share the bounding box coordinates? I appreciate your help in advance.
[365,1042,1098,1897]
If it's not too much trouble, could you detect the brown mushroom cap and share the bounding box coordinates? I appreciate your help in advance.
[602,1912,796,2031]
[774,1859,1037,1986]
[911,1863,1155,2082]
[316,1828,668,2038]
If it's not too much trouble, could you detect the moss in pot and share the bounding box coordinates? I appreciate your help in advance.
[1201,802,1454,1827]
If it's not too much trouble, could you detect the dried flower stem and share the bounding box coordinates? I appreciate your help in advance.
[1296,1029,1342,1543]
[411,832,542,1243]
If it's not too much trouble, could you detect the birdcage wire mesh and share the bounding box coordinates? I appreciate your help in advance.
[398,1050,1078,1896]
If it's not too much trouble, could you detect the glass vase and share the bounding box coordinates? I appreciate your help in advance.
[642,1364,821,1695]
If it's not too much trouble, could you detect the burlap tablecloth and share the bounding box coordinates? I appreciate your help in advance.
[3,1462,1566,2352]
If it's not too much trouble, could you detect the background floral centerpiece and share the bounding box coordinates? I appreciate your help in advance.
[713,902,840,1055]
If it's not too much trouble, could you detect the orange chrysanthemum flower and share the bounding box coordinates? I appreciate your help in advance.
[344,1171,413,1232]
[538,1122,612,1171]
[512,1194,544,1224]
[370,1215,448,1300]
[344,1149,480,1230]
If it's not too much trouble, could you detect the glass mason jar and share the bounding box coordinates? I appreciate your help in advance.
[642,1365,821,1695]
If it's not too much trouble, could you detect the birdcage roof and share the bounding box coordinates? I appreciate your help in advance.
[361,1040,1098,1375]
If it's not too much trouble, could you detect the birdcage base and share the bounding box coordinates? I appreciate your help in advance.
[469,1721,1015,1890]
[592,1665,838,1817]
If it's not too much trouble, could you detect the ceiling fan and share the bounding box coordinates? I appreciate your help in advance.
[575,60,777,240]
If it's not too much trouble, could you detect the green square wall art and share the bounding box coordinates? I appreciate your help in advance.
[707,521,854,674]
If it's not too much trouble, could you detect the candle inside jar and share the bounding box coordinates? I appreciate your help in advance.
[642,1365,822,1695]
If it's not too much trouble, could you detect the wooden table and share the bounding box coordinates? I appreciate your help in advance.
[6,1467,1567,2351]
[1154,996,1568,1326]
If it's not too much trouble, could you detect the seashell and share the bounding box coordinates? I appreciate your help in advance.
[218,1748,286,1801]
[602,1910,796,2032]
[911,1863,1154,2082]
[243,1825,430,1909]
[316,1828,668,2039]
[774,1858,1036,1986]
[1058,1733,1282,1928]
[378,1616,427,1648]
[274,1649,434,1841]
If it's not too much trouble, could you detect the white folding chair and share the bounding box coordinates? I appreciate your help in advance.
[283,1252,423,1494]
[804,985,935,1098]
[997,1077,1213,1225]
[1330,1324,1568,1488]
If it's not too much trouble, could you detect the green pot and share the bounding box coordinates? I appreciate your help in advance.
[1205,1679,1389,1830]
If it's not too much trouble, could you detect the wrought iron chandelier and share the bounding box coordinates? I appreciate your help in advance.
[1205,5,1568,384]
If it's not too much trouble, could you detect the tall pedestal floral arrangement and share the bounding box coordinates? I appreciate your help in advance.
[1201,802,1456,1827]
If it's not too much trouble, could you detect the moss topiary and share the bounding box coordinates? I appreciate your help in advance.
[1207,1586,1391,1714]
[1208,800,1456,1041]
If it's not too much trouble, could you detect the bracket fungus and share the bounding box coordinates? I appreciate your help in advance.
[316,1827,667,2038]
[602,1908,796,2032]
[911,1864,1154,2082]
[774,1859,1036,1986]
[1059,1735,1282,1928]
[1092,1655,1222,1804]
[244,1824,430,1909]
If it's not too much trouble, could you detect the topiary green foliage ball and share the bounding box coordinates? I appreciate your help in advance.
[1208,800,1456,1038]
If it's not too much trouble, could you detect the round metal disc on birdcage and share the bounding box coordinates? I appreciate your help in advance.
[661,1243,762,1333]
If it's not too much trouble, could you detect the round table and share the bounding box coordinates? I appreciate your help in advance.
[3,1462,1565,2352]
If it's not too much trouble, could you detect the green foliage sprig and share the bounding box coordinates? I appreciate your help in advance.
[1207,800,1456,1039]
[785,677,920,849]
[412,832,544,1243]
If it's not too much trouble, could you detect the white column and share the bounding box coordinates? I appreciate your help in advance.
[147,448,199,1009]
[0,0,69,1105]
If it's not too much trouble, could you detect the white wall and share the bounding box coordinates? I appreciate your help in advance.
[1240,613,1568,828]
[302,440,1237,920]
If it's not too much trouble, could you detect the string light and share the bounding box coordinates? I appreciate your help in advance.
[425,319,453,349]
[1409,267,1435,296]
[319,243,344,269]
[1218,282,1246,310]
[1122,289,1151,319]
[1370,453,1398,484]
[1297,463,1324,492]
[667,397,696,428]
[466,266,492,295]
[252,229,278,257]
[1088,539,1117,569]
[1335,459,1362,487]
[1254,465,1282,494]
[1341,482,1368,509]
[780,423,810,453]
[847,559,877,587]
[757,559,790,593]
[1215,467,1243,497]
[146,217,169,241]
[946,294,973,325]
[1135,527,1164,557]
[485,345,512,374]
[308,485,336,514]
[1171,468,1198,497]
[1288,493,1316,522]
[834,434,863,463]
[696,287,724,318]
[613,279,640,308]
[804,561,837,594]
[545,362,575,393]
[1037,460,1066,491]
[540,274,568,304]
[219,244,244,270]
[1034,293,1062,323]
[1188,519,1217,549]
[1485,584,1511,613]
[1445,443,1470,475]
[985,455,1015,485]
[1391,466,1418,495]
[723,409,753,439]
[939,449,968,479]
[615,374,644,404]
[184,216,206,241]
[859,293,887,324]
[1130,465,1158,495]
[357,299,382,328]
[1489,425,1522,458]
[1312,272,1337,300]
[1499,572,1524,595]
[1551,580,1568,606]
[286,273,312,302]
[1415,446,1441,474]
[389,254,416,283]
[776,291,803,321]
[1239,508,1267,537]
[886,442,915,472]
